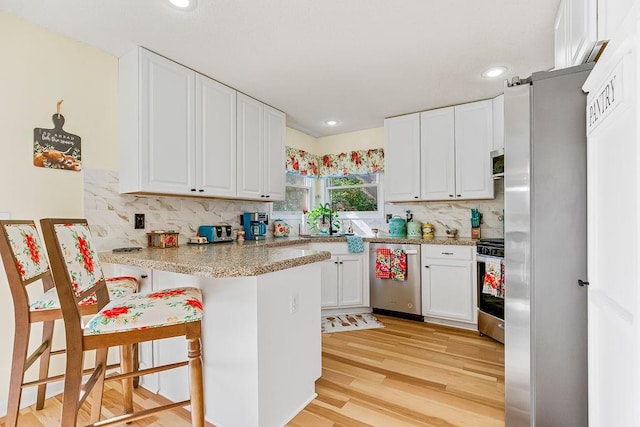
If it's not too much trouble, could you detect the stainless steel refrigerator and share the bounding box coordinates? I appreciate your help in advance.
[504,63,592,426]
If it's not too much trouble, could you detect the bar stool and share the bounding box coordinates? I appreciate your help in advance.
[0,220,138,427]
[40,218,204,426]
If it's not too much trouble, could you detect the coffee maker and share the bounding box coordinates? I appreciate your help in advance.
[241,212,268,240]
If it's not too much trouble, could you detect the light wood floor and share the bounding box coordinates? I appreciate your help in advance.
[2,315,504,427]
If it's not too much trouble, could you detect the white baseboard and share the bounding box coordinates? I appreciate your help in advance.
[423,316,478,331]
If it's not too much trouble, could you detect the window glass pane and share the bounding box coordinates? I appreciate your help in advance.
[329,175,377,186]
[330,186,378,212]
[286,174,307,185]
[273,187,309,212]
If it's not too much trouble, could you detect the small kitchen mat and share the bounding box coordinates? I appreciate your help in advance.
[321,313,384,333]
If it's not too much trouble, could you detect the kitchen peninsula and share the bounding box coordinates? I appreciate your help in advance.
[101,243,330,427]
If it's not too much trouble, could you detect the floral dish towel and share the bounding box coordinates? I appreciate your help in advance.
[391,249,407,281]
[375,248,391,278]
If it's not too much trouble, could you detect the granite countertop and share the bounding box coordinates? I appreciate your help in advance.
[257,235,478,246]
[100,243,331,278]
[100,235,477,278]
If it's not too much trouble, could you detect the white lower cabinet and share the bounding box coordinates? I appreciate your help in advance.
[421,245,477,328]
[310,242,369,311]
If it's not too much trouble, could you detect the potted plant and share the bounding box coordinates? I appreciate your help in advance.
[306,205,340,234]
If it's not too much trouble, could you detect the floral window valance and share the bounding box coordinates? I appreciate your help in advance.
[285,146,384,178]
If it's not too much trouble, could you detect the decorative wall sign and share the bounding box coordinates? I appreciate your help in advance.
[33,101,82,171]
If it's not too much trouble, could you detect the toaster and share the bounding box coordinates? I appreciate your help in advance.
[198,225,233,243]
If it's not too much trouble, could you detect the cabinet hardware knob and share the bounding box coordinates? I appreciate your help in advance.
[425,265,430,268]
[414,196,419,199]
[442,252,453,255]
[449,194,454,197]
[457,194,461,197]
[334,261,339,264]
[198,189,204,192]
[190,188,196,192]
[578,279,590,287]
[265,195,270,198]
[260,195,265,198]
[141,274,148,279]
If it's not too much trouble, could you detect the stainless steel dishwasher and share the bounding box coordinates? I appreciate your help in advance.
[370,243,421,315]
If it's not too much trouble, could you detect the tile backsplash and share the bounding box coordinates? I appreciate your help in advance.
[85,169,504,251]
[84,169,270,251]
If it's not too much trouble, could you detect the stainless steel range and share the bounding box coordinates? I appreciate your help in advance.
[476,238,504,343]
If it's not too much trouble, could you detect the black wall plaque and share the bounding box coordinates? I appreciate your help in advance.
[33,114,81,171]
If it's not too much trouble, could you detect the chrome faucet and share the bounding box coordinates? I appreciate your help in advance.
[323,203,335,235]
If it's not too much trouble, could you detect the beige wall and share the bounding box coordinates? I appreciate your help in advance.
[316,127,384,154]
[0,13,119,410]
[285,127,319,154]
[286,127,384,154]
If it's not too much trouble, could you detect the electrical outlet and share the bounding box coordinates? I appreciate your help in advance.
[386,214,392,223]
[134,213,145,229]
[289,294,299,314]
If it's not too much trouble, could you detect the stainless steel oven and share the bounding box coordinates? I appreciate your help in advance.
[476,238,504,343]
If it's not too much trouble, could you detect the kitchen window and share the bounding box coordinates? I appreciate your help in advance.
[272,173,314,217]
[323,174,383,218]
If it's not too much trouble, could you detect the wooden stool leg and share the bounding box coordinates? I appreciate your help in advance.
[120,344,134,415]
[36,320,55,410]
[188,337,205,427]
[90,348,109,423]
[60,346,84,427]
[6,320,30,427]
[133,342,140,389]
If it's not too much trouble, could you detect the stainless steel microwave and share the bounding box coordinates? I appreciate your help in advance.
[491,149,504,178]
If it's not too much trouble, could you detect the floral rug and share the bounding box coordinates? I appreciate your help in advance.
[321,313,384,333]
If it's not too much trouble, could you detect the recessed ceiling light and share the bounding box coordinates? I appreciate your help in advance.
[169,0,197,10]
[325,120,338,126]
[482,66,508,78]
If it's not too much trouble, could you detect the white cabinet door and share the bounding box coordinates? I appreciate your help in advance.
[339,255,364,307]
[263,105,286,200]
[320,257,339,308]
[568,0,597,66]
[139,48,196,194]
[195,74,236,197]
[422,260,474,322]
[492,94,505,152]
[384,113,421,201]
[237,93,264,199]
[420,107,455,200]
[554,0,570,70]
[236,94,286,200]
[454,100,494,199]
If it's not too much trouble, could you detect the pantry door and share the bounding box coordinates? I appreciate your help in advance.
[583,19,639,426]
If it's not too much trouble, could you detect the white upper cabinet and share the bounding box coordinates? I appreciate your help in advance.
[195,74,237,197]
[492,94,505,152]
[598,0,635,41]
[263,105,286,200]
[120,47,196,195]
[554,0,598,69]
[236,93,286,201]
[420,107,455,200]
[237,94,264,199]
[120,47,284,200]
[384,113,421,202]
[385,101,494,202]
[454,100,494,200]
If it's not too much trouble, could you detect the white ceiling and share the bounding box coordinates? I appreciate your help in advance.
[1,0,560,137]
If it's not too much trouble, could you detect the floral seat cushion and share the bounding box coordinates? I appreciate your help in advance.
[30,276,138,311]
[84,287,203,335]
